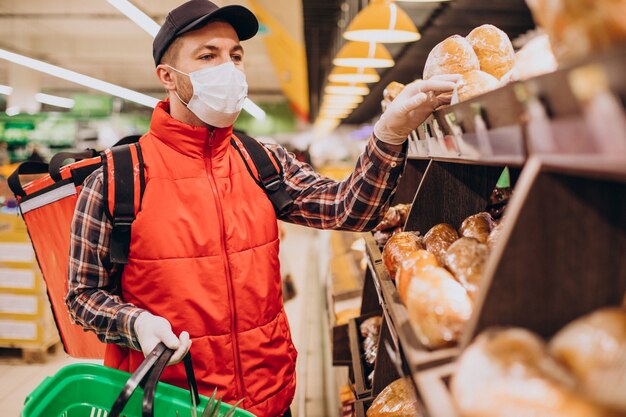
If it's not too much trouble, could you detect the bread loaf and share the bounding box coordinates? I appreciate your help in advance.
[405,266,473,348]
[452,328,615,417]
[382,232,422,280]
[457,70,499,102]
[423,35,480,80]
[487,221,505,249]
[466,24,515,79]
[549,307,626,412]
[444,237,488,300]
[367,377,422,417]
[423,223,459,264]
[375,204,412,232]
[396,249,439,303]
[459,212,494,244]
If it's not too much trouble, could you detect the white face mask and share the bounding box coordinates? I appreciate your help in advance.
[168,62,248,128]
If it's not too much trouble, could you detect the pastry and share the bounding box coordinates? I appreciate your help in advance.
[466,24,515,79]
[396,249,439,303]
[423,35,480,79]
[457,70,499,102]
[382,232,422,280]
[459,212,494,244]
[444,237,489,300]
[367,377,422,417]
[423,223,459,264]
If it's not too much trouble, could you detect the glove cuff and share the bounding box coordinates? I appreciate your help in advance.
[373,119,409,146]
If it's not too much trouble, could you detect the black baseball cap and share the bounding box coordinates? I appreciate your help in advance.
[153,0,259,66]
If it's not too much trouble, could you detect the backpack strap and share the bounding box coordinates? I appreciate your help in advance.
[231,133,294,215]
[102,142,145,264]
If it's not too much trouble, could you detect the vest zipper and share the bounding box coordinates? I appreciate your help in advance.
[204,128,245,401]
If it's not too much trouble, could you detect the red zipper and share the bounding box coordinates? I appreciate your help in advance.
[204,129,245,401]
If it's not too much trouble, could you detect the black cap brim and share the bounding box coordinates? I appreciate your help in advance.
[178,5,259,41]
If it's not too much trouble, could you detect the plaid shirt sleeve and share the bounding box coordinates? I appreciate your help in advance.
[269,135,407,230]
[66,167,144,351]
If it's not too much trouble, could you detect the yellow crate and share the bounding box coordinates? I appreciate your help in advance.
[0,315,59,346]
[0,212,29,242]
[0,293,50,319]
[0,265,43,294]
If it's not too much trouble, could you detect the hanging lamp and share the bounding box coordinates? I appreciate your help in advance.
[344,0,420,43]
[333,41,394,68]
[324,83,370,96]
[328,67,380,84]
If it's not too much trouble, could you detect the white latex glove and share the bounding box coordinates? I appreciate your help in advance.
[374,74,462,145]
[134,311,191,365]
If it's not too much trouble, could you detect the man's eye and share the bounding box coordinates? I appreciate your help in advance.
[231,55,242,62]
[200,55,214,60]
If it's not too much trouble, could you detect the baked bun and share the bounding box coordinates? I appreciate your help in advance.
[423,223,459,264]
[382,232,422,280]
[549,307,626,412]
[367,377,422,417]
[487,221,505,249]
[452,328,614,417]
[405,266,473,348]
[459,212,494,244]
[466,24,515,79]
[444,237,489,300]
[423,35,480,79]
[458,70,499,102]
[396,249,439,303]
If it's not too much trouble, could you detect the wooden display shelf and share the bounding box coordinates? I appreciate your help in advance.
[414,363,458,417]
[348,314,379,400]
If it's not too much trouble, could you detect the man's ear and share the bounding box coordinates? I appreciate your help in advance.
[156,65,177,92]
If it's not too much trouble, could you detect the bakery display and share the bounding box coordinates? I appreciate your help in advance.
[382,232,423,280]
[423,223,460,264]
[459,212,494,244]
[396,249,440,303]
[423,35,480,80]
[466,24,515,79]
[405,266,473,348]
[366,378,422,417]
[452,328,614,417]
[444,237,489,300]
[549,307,626,412]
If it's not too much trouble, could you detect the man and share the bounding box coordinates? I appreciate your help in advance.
[66,1,458,416]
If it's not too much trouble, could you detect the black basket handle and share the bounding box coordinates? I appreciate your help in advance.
[49,149,98,182]
[7,161,49,197]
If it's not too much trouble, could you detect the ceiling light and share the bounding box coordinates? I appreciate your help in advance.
[320,108,352,116]
[321,102,359,110]
[0,48,159,107]
[325,83,370,96]
[333,42,394,68]
[243,98,266,120]
[35,93,75,109]
[106,0,160,37]
[6,106,20,116]
[344,0,421,43]
[0,84,13,95]
[323,94,364,104]
[328,67,380,84]
[396,0,451,2]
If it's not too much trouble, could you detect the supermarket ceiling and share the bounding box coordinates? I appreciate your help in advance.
[0,0,305,103]
[303,0,536,124]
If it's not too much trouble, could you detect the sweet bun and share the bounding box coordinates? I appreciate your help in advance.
[423,35,480,79]
[466,24,515,79]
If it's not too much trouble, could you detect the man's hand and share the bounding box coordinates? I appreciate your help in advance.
[134,311,191,364]
[374,74,462,146]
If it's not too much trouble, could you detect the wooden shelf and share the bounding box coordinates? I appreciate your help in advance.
[348,315,376,400]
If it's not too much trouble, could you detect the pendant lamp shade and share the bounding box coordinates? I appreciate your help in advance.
[328,67,380,84]
[344,1,421,43]
[325,83,370,96]
[321,101,359,110]
[323,94,364,104]
[333,41,394,68]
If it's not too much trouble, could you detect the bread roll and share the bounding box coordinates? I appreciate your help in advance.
[382,232,422,280]
[375,204,412,232]
[405,266,473,348]
[466,24,515,79]
[458,70,499,102]
[396,249,439,303]
[444,237,489,300]
[423,223,459,264]
[459,212,494,244]
[549,307,626,412]
[452,328,615,417]
[367,377,422,417]
[487,221,505,249]
[423,35,480,80]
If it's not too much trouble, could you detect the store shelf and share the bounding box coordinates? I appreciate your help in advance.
[348,315,375,400]
[414,363,458,417]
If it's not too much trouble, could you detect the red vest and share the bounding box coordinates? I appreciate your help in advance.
[104,101,297,417]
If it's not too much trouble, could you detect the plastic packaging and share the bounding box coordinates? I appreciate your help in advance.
[396,249,439,303]
[444,237,489,301]
[423,223,459,264]
[457,70,499,102]
[452,328,613,417]
[459,212,494,244]
[366,377,422,417]
[466,24,515,79]
[405,266,473,348]
[382,232,423,280]
[549,307,626,412]
[423,35,480,80]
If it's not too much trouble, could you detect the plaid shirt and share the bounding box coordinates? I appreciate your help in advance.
[66,136,406,350]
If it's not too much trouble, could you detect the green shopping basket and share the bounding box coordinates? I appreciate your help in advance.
[21,343,255,417]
